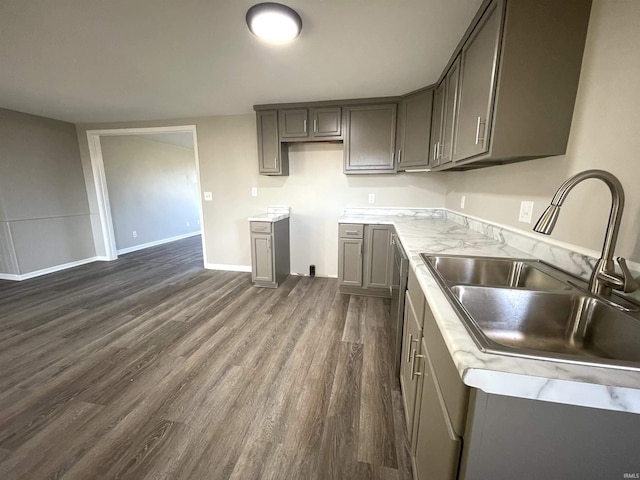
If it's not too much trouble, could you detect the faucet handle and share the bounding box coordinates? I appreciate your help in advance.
[616,257,639,293]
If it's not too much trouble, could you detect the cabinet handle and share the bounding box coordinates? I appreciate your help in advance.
[267,239,271,251]
[433,144,437,161]
[398,149,402,164]
[407,334,419,362]
[313,119,317,133]
[411,353,426,380]
[345,230,359,235]
[303,119,307,133]
[475,116,486,145]
[274,156,278,170]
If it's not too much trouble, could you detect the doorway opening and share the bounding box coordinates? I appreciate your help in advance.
[86,125,206,266]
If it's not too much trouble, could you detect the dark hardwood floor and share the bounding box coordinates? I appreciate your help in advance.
[0,236,412,479]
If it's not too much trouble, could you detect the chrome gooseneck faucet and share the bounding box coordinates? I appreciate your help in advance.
[533,169,638,297]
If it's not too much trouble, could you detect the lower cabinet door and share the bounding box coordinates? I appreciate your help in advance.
[364,224,393,289]
[251,234,274,283]
[413,344,462,480]
[399,291,422,447]
[338,238,363,286]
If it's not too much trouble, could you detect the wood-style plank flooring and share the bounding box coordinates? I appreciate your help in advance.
[0,236,412,479]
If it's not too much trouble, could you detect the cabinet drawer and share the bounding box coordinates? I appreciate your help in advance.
[408,267,425,325]
[251,222,272,234]
[423,303,469,436]
[339,224,364,239]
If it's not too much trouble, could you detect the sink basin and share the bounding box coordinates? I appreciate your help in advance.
[421,254,569,291]
[452,286,640,366]
[420,253,640,371]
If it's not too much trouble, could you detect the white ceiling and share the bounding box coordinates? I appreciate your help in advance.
[0,0,483,123]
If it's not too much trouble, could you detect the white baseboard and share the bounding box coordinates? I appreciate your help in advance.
[0,273,21,281]
[0,256,103,282]
[206,263,251,272]
[117,232,201,255]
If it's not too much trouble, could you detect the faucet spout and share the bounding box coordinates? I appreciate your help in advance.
[533,169,634,297]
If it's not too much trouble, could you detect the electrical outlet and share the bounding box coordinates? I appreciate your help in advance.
[368,193,375,204]
[132,230,137,238]
[204,192,213,201]
[519,201,534,223]
[186,221,190,227]
[251,187,258,197]
[460,195,466,209]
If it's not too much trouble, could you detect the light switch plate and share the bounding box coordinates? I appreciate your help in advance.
[204,192,213,201]
[251,187,258,197]
[519,201,534,223]
[368,193,375,204]
[461,195,466,209]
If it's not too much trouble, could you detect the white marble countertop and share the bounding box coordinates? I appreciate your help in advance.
[339,208,640,414]
[248,206,290,223]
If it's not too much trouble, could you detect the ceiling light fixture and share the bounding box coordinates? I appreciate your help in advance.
[246,2,302,44]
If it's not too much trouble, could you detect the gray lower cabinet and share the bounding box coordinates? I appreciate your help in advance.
[396,89,433,171]
[338,223,364,288]
[338,223,393,296]
[250,219,290,288]
[399,288,423,450]
[402,273,640,479]
[256,110,289,175]
[338,238,363,287]
[413,341,462,480]
[343,104,397,174]
[363,224,393,289]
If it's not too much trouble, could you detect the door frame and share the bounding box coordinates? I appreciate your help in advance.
[86,125,206,264]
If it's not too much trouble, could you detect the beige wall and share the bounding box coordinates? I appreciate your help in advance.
[0,108,94,275]
[445,0,640,263]
[100,135,200,251]
[78,115,446,276]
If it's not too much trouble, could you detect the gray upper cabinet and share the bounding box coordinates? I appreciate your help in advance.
[279,109,309,140]
[439,58,461,167]
[396,89,433,171]
[437,0,591,170]
[453,1,501,162]
[429,82,446,169]
[311,107,342,138]
[256,110,289,176]
[279,107,342,142]
[344,104,397,174]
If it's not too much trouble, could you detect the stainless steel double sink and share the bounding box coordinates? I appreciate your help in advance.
[420,254,640,371]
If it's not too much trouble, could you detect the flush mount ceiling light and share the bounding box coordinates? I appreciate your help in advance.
[246,2,302,44]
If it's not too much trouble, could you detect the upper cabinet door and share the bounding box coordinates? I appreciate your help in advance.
[397,89,433,171]
[257,110,281,174]
[312,107,342,138]
[429,82,446,169]
[439,58,461,166]
[453,2,502,162]
[344,104,397,174]
[279,108,309,140]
